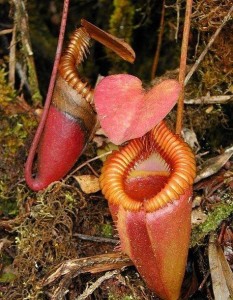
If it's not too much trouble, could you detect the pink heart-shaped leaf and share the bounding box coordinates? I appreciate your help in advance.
[94,74,180,145]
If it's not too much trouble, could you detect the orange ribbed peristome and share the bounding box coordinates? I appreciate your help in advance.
[58,27,94,106]
[100,121,196,212]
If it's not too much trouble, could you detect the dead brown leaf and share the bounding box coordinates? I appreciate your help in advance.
[191,208,208,226]
[208,233,233,300]
[74,175,100,194]
[195,146,233,183]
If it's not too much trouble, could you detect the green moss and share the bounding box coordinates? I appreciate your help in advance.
[110,0,135,44]
[27,58,43,105]
[0,252,16,284]
[191,195,233,247]
[100,222,113,238]
[107,0,135,73]
[0,68,16,104]
[0,68,37,156]
[5,184,83,299]
[0,198,18,216]
[0,272,17,283]
[0,67,37,217]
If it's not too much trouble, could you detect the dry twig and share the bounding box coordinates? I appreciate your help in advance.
[184,95,233,105]
[74,233,118,244]
[65,151,112,180]
[0,28,13,35]
[176,0,193,134]
[8,25,16,86]
[43,252,132,287]
[43,252,132,299]
[12,0,42,104]
[76,270,119,300]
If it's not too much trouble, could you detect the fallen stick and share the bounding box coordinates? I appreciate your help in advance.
[43,252,132,287]
[184,95,233,105]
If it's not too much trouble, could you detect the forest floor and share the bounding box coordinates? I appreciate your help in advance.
[0,1,233,299]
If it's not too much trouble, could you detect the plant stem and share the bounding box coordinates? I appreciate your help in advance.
[175,0,193,135]
[151,0,165,80]
[24,0,70,181]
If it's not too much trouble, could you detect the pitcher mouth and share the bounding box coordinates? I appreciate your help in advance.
[100,121,196,212]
